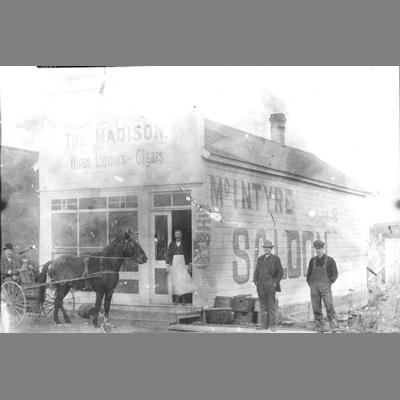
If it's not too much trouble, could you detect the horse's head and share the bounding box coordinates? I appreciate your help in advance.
[123,229,148,264]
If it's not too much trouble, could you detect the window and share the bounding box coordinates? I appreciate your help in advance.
[109,211,138,242]
[108,195,138,209]
[51,198,77,211]
[51,196,139,257]
[79,197,107,210]
[52,213,78,247]
[154,193,171,207]
[154,215,168,260]
[153,192,191,207]
[79,212,107,248]
[172,192,191,206]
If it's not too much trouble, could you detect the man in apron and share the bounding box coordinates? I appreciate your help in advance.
[166,229,196,305]
[306,240,339,333]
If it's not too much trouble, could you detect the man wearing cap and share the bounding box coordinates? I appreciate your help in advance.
[19,255,38,284]
[306,240,338,333]
[253,240,284,331]
[1,243,20,280]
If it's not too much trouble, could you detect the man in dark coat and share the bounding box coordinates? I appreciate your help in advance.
[306,240,338,333]
[1,243,20,281]
[253,240,284,331]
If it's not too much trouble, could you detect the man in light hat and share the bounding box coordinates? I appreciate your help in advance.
[1,243,20,280]
[253,240,284,331]
[306,239,338,333]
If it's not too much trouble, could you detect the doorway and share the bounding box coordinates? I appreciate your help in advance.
[149,209,192,304]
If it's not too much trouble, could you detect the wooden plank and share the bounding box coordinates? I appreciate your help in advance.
[168,324,316,333]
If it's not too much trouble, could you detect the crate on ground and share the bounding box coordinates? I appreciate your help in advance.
[205,308,234,324]
[214,296,233,308]
[233,294,255,313]
[234,311,256,325]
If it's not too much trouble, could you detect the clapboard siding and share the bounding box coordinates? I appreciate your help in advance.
[202,160,368,308]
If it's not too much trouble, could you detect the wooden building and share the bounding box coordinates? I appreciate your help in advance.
[39,105,370,313]
[1,145,39,264]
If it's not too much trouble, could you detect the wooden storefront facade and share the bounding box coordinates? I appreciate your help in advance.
[39,105,370,310]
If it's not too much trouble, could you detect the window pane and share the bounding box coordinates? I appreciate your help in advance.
[109,211,138,242]
[51,199,62,210]
[114,279,139,294]
[155,269,168,294]
[67,198,77,210]
[173,192,191,206]
[108,196,121,208]
[52,213,78,247]
[79,212,107,247]
[155,215,168,260]
[154,193,171,207]
[126,195,138,208]
[79,197,107,210]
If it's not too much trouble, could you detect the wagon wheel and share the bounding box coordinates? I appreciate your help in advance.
[1,281,27,329]
[40,287,76,318]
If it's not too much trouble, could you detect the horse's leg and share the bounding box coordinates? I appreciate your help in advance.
[93,289,105,328]
[59,284,71,324]
[53,285,61,324]
[104,290,114,321]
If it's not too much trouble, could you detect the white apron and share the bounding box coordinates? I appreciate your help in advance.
[169,255,196,295]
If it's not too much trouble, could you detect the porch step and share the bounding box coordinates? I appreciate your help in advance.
[75,303,202,324]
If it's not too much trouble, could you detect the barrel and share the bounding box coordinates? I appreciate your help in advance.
[78,303,95,319]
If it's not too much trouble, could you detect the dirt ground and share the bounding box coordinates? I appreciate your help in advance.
[0,314,172,333]
[2,284,399,334]
[364,283,400,333]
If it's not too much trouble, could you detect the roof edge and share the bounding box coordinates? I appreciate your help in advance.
[203,151,370,197]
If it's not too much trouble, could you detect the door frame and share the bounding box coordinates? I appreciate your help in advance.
[149,212,173,304]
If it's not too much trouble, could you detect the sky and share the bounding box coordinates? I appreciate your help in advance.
[1,66,399,222]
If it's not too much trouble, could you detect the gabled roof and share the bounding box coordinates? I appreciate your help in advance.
[204,119,369,195]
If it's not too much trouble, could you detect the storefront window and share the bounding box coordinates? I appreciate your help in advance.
[51,213,78,247]
[109,211,138,241]
[52,196,139,257]
[79,212,107,248]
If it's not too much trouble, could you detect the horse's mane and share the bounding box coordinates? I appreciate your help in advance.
[101,237,124,255]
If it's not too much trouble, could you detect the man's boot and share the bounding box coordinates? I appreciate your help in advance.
[269,314,277,331]
[329,318,338,333]
[257,312,269,330]
[315,319,325,333]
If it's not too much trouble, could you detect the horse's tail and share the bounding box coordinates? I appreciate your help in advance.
[37,261,52,304]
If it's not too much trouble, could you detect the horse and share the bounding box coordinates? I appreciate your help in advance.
[38,230,148,327]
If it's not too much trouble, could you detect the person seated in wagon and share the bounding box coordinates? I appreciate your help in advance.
[0,243,20,282]
[166,229,197,305]
[19,254,39,284]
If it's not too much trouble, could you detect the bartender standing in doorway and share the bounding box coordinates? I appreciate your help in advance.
[166,229,196,305]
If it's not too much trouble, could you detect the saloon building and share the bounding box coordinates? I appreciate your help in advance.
[39,102,370,314]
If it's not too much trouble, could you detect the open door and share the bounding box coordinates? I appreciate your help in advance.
[149,210,192,304]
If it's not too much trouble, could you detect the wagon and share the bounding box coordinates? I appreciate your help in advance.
[0,277,76,330]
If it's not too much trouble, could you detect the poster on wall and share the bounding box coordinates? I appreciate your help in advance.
[193,203,212,265]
